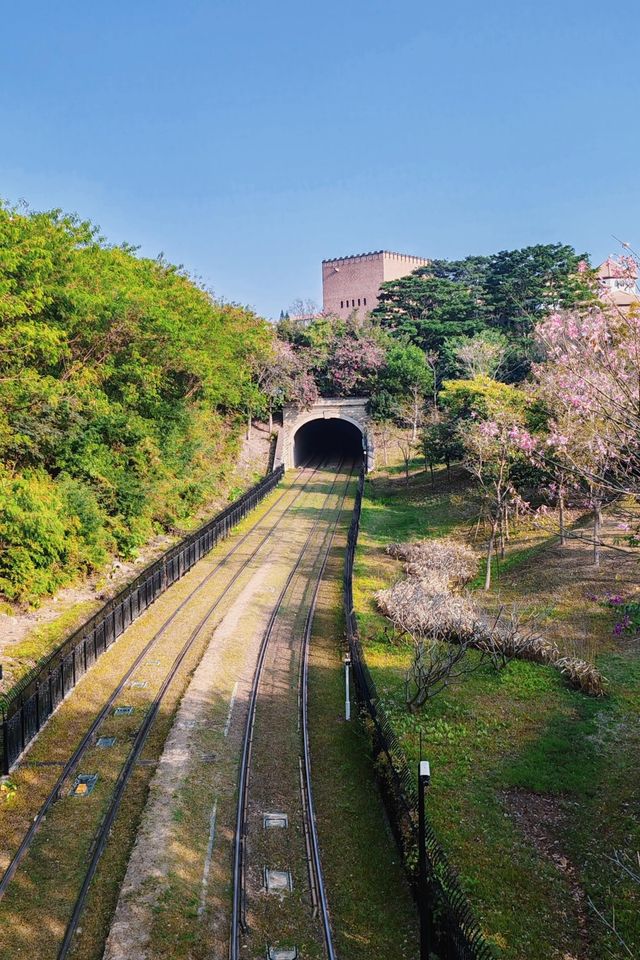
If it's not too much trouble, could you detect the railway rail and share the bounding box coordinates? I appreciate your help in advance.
[0,457,358,960]
[0,461,331,943]
[230,458,354,960]
[52,459,334,959]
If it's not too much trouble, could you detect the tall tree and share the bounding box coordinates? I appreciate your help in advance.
[372,274,485,352]
[482,243,593,336]
[376,342,433,440]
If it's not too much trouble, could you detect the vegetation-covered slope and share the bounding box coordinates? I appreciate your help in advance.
[0,202,272,602]
[354,460,640,959]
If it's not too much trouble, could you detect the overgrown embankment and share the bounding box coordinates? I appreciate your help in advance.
[0,203,272,605]
[354,462,640,960]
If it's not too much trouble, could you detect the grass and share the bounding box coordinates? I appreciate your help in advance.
[354,460,640,959]
[309,500,418,959]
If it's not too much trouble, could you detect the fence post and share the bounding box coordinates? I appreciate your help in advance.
[19,695,25,753]
[2,708,9,775]
[418,760,432,960]
[344,652,351,721]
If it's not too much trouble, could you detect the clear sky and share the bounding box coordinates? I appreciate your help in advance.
[1,0,638,318]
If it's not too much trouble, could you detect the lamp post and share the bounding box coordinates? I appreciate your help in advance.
[344,652,351,721]
[418,759,431,960]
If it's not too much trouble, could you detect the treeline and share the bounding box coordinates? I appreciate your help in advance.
[275,242,596,425]
[2,209,625,608]
[277,243,640,601]
[0,203,271,602]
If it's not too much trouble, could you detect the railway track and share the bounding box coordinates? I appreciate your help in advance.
[0,461,326,932]
[230,459,354,960]
[54,458,348,960]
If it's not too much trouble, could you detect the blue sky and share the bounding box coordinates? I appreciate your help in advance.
[1,0,638,318]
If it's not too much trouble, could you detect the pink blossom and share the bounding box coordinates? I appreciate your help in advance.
[508,426,536,453]
[478,420,499,439]
[547,433,569,449]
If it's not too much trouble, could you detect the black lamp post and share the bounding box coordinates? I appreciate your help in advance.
[418,759,431,960]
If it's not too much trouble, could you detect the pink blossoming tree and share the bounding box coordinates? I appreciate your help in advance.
[532,302,640,564]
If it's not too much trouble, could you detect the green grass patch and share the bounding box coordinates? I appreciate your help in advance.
[309,526,417,959]
[354,462,640,959]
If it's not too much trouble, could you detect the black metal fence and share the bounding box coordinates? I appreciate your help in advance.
[1,465,285,774]
[344,469,495,960]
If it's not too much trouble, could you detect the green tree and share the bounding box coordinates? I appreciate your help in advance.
[439,375,529,422]
[372,274,486,352]
[482,243,593,337]
[0,200,276,601]
[376,342,433,439]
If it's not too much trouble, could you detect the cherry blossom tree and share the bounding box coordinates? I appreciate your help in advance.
[530,299,640,564]
[461,418,530,589]
[253,339,319,432]
[328,335,385,396]
[533,301,640,496]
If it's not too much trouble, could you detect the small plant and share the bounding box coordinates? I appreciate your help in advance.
[592,592,640,638]
[0,777,17,803]
[613,599,640,638]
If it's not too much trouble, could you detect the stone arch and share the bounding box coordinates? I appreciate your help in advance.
[277,398,374,471]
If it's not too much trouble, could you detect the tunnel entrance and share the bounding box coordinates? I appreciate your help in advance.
[293,418,364,467]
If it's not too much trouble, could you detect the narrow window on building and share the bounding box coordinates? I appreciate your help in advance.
[352,299,355,307]
[363,297,367,305]
[340,300,343,309]
[358,298,361,306]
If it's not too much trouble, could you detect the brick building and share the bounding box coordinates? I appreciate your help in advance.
[322,250,428,317]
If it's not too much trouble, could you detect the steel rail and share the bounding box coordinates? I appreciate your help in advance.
[0,458,320,902]
[54,457,334,960]
[299,469,356,960]
[229,458,355,960]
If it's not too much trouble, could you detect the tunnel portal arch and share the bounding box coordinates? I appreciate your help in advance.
[277,398,374,471]
[292,415,364,468]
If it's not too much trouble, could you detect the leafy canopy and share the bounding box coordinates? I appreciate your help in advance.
[0,201,274,602]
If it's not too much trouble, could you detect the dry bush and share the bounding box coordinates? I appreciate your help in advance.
[555,657,608,697]
[376,578,477,640]
[376,560,608,699]
[405,626,484,709]
[386,538,478,586]
[482,609,560,666]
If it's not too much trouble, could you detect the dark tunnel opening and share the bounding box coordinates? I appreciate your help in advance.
[293,418,364,467]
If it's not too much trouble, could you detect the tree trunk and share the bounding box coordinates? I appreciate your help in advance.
[430,464,434,487]
[268,404,273,433]
[593,499,602,567]
[246,411,252,441]
[485,521,496,591]
[404,458,410,485]
[559,492,566,546]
